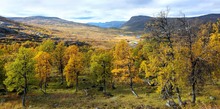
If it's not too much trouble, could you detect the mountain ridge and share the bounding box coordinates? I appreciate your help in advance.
[8,14,220,32]
[8,16,93,28]
[87,21,126,28]
[121,13,220,31]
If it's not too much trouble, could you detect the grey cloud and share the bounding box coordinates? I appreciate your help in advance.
[72,17,94,20]
[0,0,219,23]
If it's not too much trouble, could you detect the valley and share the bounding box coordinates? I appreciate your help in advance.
[6,16,140,48]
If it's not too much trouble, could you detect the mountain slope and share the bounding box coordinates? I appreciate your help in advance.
[9,16,91,28]
[121,14,220,32]
[87,21,125,28]
[0,16,52,43]
[190,14,220,22]
[8,16,137,48]
[121,15,152,31]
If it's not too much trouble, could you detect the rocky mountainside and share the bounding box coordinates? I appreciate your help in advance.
[121,15,151,31]
[121,14,220,32]
[0,16,52,43]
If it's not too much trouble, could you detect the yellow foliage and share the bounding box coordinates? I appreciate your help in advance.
[34,51,52,82]
[64,45,79,65]
[64,52,83,86]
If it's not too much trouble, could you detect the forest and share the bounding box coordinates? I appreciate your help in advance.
[0,11,220,109]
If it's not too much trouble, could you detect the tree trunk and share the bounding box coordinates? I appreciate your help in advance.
[60,61,64,85]
[128,64,139,97]
[176,87,183,106]
[22,88,26,107]
[192,82,196,103]
[39,80,44,94]
[103,62,106,93]
[103,78,106,93]
[75,72,79,92]
[44,81,47,94]
[191,59,197,104]
[22,75,27,107]
[111,81,116,89]
[130,77,139,97]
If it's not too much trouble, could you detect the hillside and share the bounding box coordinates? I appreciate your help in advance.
[9,16,91,28]
[9,16,138,48]
[87,21,126,28]
[121,14,220,32]
[121,15,152,31]
[0,16,52,43]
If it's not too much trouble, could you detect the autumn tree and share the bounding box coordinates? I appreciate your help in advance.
[34,51,52,94]
[146,9,179,101]
[0,60,5,87]
[112,40,140,97]
[4,47,35,107]
[90,49,112,93]
[3,43,20,54]
[64,45,79,65]
[38,39,55,53]
[0,50,6,88]
[178,18,220,103]
[53,41,66,84]
[207,20,220,83]
[21,41,39,48]
[64,45,83,92]
[138,38,162,86]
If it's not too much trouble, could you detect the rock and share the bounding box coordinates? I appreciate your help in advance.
[166,100,180,108]
[209,96,216,100]
[53,103,59,108]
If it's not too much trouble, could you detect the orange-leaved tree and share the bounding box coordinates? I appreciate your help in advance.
[112,40,140,97]
[64,45,83,92]
[53,41,66,85]
[34,51,52,94]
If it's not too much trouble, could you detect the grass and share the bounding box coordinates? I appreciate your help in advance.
[0,78,220,109]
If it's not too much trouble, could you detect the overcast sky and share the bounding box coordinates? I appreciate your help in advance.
[0,0,219,23]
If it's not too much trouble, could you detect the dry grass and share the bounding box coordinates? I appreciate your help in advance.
[28,23,140,48]
[1,82,219,109]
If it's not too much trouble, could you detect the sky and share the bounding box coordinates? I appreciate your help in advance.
[0,0,220,23]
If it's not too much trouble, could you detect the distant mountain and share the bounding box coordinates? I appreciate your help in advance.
[87,21,126,28]
[121,15,152,31]
[121,14,220,32]
[9,16,91,27]
[189,14,220,22]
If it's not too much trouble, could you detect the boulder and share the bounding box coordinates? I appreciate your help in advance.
[209,96,216,100]
[166,100,180,109]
